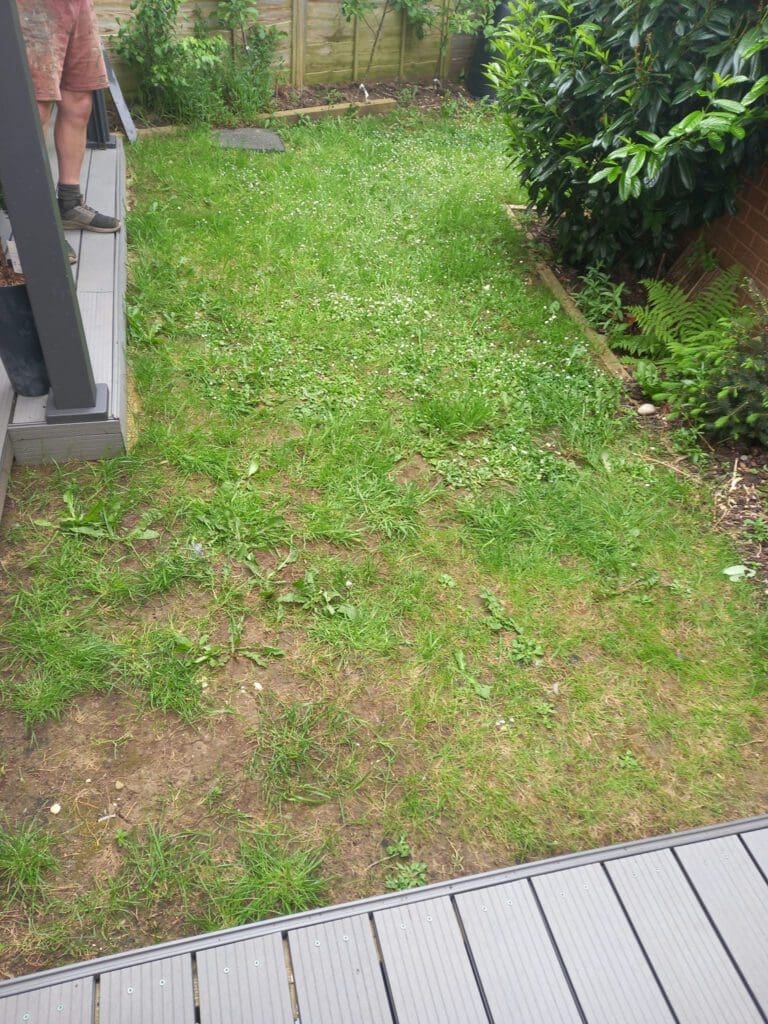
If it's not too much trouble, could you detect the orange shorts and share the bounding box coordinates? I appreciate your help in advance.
[16,0,108,102]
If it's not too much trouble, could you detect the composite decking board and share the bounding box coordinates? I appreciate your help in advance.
[111,144,128,436]
[10,427,125,465]
[98,954,194,1024]
[3,815,768,1000]
[743,827,768,878]
[606,849,762,1024]
[374,896,489,1024]
[0,437,13,518]
[76,148,119,295]
[0,979,93,1024]
[289,912,393,1024]
[196,933,293,1024]
[79,292,115,384]
[533,863,675,1024]
[456,881,583,1024]
[676,835,768,1011]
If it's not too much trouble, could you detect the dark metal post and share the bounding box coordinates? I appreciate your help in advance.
[0,0,107,417]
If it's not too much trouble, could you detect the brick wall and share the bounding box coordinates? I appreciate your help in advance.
[699,164,768,294]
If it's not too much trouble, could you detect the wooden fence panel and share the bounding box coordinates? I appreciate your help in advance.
[94,0,472,89]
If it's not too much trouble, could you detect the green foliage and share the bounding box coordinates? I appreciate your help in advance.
[200,829,328,926]
[632,272,768,444]
[0,821,59,905]
[577,264,626,335]
[489,0,768,269]
[391,0,436,39]
[115,0,281,124]
[385,860,428,889]
[246,697,364,806]
[342,0,435,76]
[626,265,744,359]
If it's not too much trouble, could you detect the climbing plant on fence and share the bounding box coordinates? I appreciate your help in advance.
[488,0,768,271]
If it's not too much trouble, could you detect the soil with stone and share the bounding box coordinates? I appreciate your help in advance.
[272,80,470,111]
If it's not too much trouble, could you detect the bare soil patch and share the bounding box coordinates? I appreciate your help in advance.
[272,80,469,113]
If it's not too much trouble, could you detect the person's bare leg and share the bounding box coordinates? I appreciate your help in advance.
[37,100,53,136]
[54,89,120,232]
[35,100,78,264]
[54,88,91,185]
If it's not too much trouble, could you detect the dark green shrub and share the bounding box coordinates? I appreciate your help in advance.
[488,1,768,270]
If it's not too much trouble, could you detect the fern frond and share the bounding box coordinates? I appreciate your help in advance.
[628,267,744,358]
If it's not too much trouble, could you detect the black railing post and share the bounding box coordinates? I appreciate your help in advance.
[0,0,107,418]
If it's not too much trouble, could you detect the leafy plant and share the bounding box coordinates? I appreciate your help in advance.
[618,750,641,770]
[625,266,744,359]
[577,263,626,335]
[385,834,413,859]
[746,517,768,544]
[629,270,768,444]
[385,860,428,890]
[453,649,491,699]
[488,0,768,270]
[35,488,159,543]
[278,570,357,619]
[510,635,544,665]
[481,589,522,634]
[115,0,281,123]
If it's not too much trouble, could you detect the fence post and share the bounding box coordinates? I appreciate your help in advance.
[398,11,407,79]
[438,0,451,80]
[291,0,307,88]
[353,15,360,80]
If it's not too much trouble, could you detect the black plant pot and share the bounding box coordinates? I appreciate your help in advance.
[466,2,512,100]
[0,281,50,397]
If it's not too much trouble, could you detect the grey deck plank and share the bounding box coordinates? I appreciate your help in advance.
[0,360,14,452]
[677,835,768,1011]
[111,142,128,434]
[456,880,583,1024]
[533,863,675,1024]
[742,827,768,877]
[98,953,194,1024]
[290,912,392,1024]
[10,420,124,464]
[197,933,292,1024]
[0,978,93,1024]
[76,148,118,294]
[0,435,13,519]
[374,895,488,1024]
[607,848,762,1024]
[79,291,115,384]
[10,395,46,426]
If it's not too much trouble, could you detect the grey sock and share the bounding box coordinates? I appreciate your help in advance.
[57,183,81,213]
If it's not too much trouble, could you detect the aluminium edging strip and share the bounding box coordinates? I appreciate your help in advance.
[1,812,767,998]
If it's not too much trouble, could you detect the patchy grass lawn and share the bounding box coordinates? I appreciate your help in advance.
[1,105,767,977]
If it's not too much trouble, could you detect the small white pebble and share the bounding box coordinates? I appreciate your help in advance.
[85,778,92,784]
[114,781,124,791]
[50,803,61,815]
[637,403,656,416]
[253,681,263,691]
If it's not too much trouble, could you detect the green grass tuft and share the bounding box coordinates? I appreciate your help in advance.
[0,821,59,905]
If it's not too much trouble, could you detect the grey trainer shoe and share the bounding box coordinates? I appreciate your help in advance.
[60,197,121,234]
